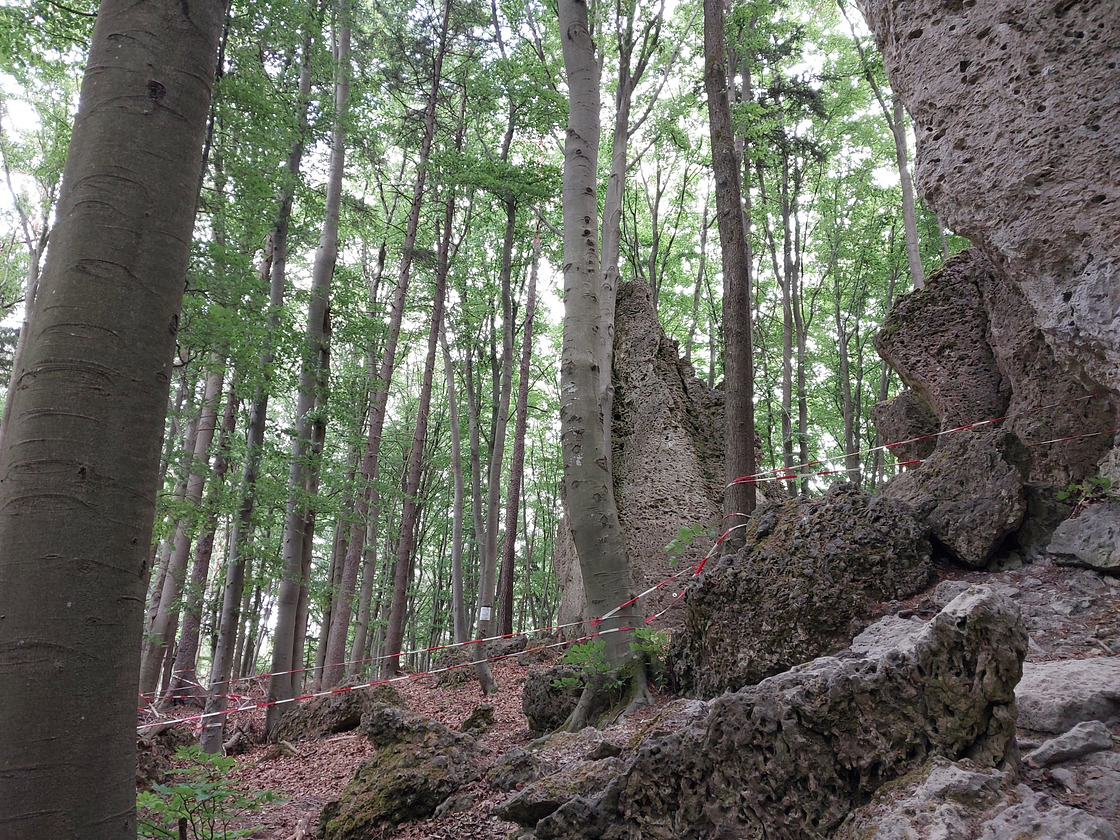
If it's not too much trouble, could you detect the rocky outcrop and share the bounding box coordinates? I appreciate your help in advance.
[521,665,584,736]
[875,251,1008,429]
[869,389,938,464]
[880,427,1030,567]
[319,703,481,839]
[670,482,931,697]
[1025,720,1114,768]
[857,0,1120,402]
[1016,658,1120,734]
[1049,501,1120,574]
[136,725,195,789]
[873,249,1116,486]
[506,586,1026,840]
[554,281,779,629]
[271,684,402,742]
[835,756,1118,840]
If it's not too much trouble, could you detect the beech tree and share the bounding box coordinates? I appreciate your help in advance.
[705,0,757,533]
[0,0,225,835]
[557,0,643,725]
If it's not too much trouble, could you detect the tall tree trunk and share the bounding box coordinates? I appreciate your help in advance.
[139,357,225,696]
[314,448,357,689]
[0,1,223,834]
[167,383,238,699]
[598,0,663,473]
[348,0,451,676]
[199,14,315,751]
[146,392,198,636]
[472,194,516,695]
[558,0,636,676]
[704,0,757,539]
[441,328,469,644]
[684,193,710,365]
[496,224,540,636]
[382,194,452,676]
[837,0,924,289]
[266,7,349,735]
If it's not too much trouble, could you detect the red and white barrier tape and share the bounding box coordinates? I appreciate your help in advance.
[728,394,1112,487]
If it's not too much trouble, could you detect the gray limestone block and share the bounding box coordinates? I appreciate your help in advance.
[1048,501,1120,575]
[1025,720,1115,767]
[1016,658,1120,733]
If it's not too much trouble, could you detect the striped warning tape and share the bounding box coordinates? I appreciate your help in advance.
[729,394,1113,487]
[138,552,715,731]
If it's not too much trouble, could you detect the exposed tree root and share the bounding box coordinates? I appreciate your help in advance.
[564,656,655,731]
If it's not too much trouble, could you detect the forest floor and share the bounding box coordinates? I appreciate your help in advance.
[145,553,1120,840]
[214,656,676,840]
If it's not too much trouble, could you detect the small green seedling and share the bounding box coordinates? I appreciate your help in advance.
[138,745,283,840]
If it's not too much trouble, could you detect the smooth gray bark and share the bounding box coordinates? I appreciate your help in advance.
[0,1,224,834]
[558,0,636,671]
[266,9,350,735]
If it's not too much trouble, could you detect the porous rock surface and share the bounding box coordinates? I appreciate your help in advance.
[1025,720,1114,768]
[879,427,1030,567]
[873,249,1116,485]
[670,482,931,697]
[875,250,1008,430]
[1016,657,1120,734]
[869,388,939,464]
[857,0,1120,399]
[835,756,1118,840]
[554,281,781,629]
[271,683,402,742]
[507,586,1026,840]
[521,665,584,736]
[319,703,481,839]
[1048,501,1120,575]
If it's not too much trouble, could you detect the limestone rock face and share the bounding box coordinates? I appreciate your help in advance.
[521,665,584,736]
[553,282,781,630]
[869,389,938,464]
[880,427,1030,567]
[319,704,480,839]
[857,0,1120,399]
[1048,501,1120,574]
[875,250,1008,430]
[507,586,1027,840]
[1025,720,1115,768]
[670,482,931,697]
[1016,657,1120,733]
[554,282,725,628]
[835,757,1119,840]
[873,249,1116,485]
[271,684,402,742]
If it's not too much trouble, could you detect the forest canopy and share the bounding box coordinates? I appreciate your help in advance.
[0,0,965,832]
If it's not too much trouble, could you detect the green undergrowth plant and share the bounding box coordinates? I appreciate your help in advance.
[664,522,718,565]
[553,638,622,692]
[1057,475,1116,509]
[629,627,670,687]
[138,745,284,840]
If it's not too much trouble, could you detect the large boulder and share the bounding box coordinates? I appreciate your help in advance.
[319,703,481,839]
[1048,501,1120,574]
[507,586,1027,840]
[857,0,1120,400]
[271,683,402,742]
[521,665,584,736]
[873,249,1116,485]
[670,482,931,697]
[1016,657,1120,734]
[879,427,1030,567]
[835,756,1118,840]
[875,250,1008,430]
[553,281,781,629]
[869,389,939,465]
